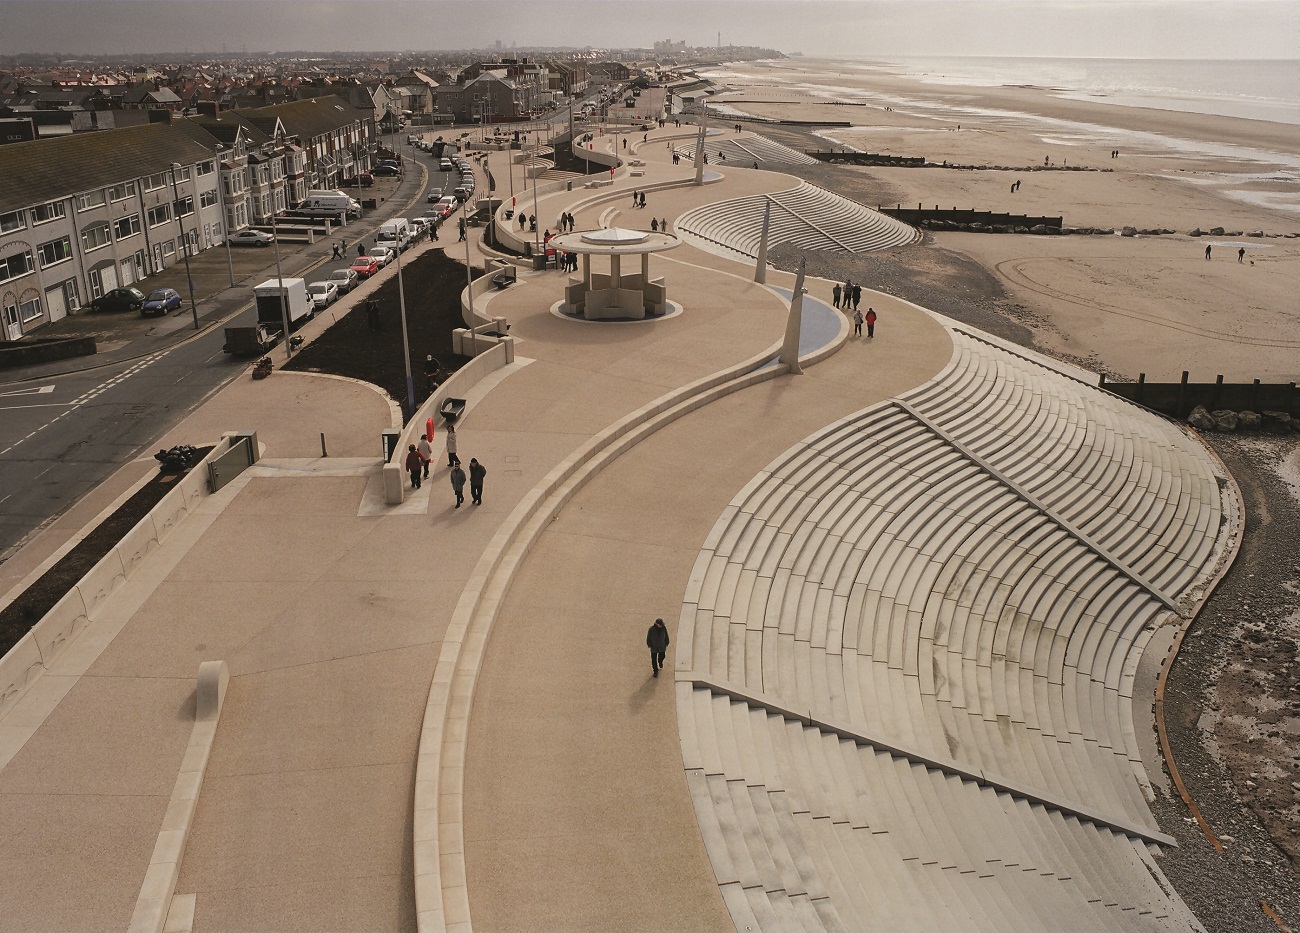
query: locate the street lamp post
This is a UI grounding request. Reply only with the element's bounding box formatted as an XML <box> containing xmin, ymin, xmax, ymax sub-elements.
<box><xmin>269</xmin><ymin>139</ymin><xmax>291</xmax><ymax>359</ymax></box>
<box><xmin>168</xmin><ymin>162</ymin><xmax>200</xmax><ymax>330</ymax></box>
<box><xmin>393</xmin><ymin>236</ymin><xmax>415</xmax><ymax>417</ymax></box>
<box><xmin>214</xmin><ymin>147</ymin><xmax>235</xmax><ymax>288</ymax></box>
<box><xmin>462</xmin><ymin>199</ymin><xmax>476</xmax><ymax>358</ymax></box>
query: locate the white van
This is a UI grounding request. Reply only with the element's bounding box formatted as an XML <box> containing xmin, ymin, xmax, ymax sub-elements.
<box><xmin>376</xmin><ymin>218</ymin><xmax>413</xmax><ymax>251</ymax></box>
<box><xmin>298</xmin><ymin>190</ymin><xmax>360</xmax><ymax>217</ymax></box>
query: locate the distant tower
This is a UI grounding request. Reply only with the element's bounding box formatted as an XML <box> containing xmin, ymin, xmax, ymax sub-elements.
<box><xmin>717</xmin><ymin>31</ymin><xmax>721</xmax><ymax>49</ymax></box>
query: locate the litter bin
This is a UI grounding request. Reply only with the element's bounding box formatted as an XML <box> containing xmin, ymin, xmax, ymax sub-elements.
<box><xmin>532</xmin><ymin>255</ymin><xmax>546</xmax><ymax>271</ymax></box>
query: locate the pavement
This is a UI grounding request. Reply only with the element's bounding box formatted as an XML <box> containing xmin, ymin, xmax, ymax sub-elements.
<box><xmin>0</xmin><ymin>118</ymin><xmax>954</xmax><ymax>932</ymax></box>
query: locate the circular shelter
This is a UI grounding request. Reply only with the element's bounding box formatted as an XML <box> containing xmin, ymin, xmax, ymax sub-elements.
<box><xmin>549</xmin><ymin>227</ymin><xmax>681</xmax><ymax>320</ymax></box>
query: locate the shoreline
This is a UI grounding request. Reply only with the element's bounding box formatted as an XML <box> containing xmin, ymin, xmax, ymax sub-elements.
<box><xmin>711</xmin><ymin>57</ymin><xmax>1300</xmax><ymax>384</ymax></box>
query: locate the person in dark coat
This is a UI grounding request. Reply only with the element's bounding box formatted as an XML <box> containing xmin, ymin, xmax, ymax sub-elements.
<box><xmin>450</xmin><ymin>463</ymin><xmax>466</xmax><ymax>508</ymax></box>
<box><xmin>851</xmin><ymin>284</ymin><xmax>862</xmax><ymax>311</ymax></box>
<box><xmin>469</xmin><ymin>458</ymin><xmax>486</xmax><ymax>505</ymax></box>
<box><xmin>404</xmin><ymin>444</ymin><xmax>423</xmax><ymax>489</ymax></box>
<box><xmin>647</xmin><ymin>618</ymin><xmax>670</xmax><ymax>677</ymax></box>
<box><xmin>832</xmin><ymin>283</ymin><xmax>842</xmax><ymax>308</ymax></box>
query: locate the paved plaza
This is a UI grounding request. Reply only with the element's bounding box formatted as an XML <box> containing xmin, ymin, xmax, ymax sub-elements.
<box><xmin>0</xmin><ymin>120</ymin><xmax>1234</xmax><ymax>932</ymax></box>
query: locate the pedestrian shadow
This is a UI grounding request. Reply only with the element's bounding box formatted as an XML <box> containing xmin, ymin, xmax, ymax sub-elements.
<box><xmin>627</xmin><ymin>670</ymin><xmax>660</xmax><ymax>715</ymax></box>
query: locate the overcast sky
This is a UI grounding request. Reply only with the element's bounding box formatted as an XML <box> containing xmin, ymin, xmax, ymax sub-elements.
<box><xmin>1</xmin><ymin>0</ymin><xmax>1297</xmax><ymax>59</ymax></box>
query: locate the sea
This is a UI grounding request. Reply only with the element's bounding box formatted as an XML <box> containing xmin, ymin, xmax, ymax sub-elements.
<box><xmin>703</xmin><ymin>56</ymin><xmax>1300</xmax><ymax>214</ymax></box>
<box><xmin>851</xmin><ymin>56</ymin><xmax>1300</xmax><ymax>127</ymax></box>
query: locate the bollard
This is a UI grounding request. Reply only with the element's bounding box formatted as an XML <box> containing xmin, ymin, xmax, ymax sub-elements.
<box><xmin>1176</xmin><ymin>371</ymin><xmax>1189</xmax><ymax>418</ymax></box>
<box><xmin>320</xmin><ymin>432</ymin><xmax>328</xmax><ymax>457</ymax></box>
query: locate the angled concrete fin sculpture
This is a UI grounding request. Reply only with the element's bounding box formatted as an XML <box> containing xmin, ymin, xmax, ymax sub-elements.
<box><xmin>754</xmin><ymin>198</ymin><xmax>772</xmax><ymax>284</ymax></box>
<box><xmin>779</xmin><ymin>258</ymin><xmax>806</xmax><ymax>375</ymax></box>
<box><xmin>695</xmin><ymin>104</ymin><xmax>708</xmax><ymax>186</ymax></box>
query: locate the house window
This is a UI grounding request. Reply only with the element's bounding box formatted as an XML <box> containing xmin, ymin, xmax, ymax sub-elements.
<box><xmin>108</xmin><ymin>182</ymin><xmax>136</xmax><ymax>202</ymax></box>
<box><xmin>0</xmin><ymin>210</ymin><xmax>26</xmax><ymax>234</ymax></box>
<box><xmin>0</xmin><ymin>249</ymin><xmax>35</xmax><ymax>283</ymax></box>
<box><xmin>18</xmin><ymin>293</ymin><xmax>42</xmax><ymax>322</ymax></box>
<box><xmin>147</xmin><ymin>204</ymin><xmax>172</xmax><ymax>227</ymax></box>
<box><xmin>200</xmin><ymin>189</ymin><xmax>218</xmax><ymax>208</ymax></box>
<box><xmin>114</xmin><ymin>214</ymin><xmax>141</xmax><ymax>239</ymax></box>
<box><xmin>162</xmin><ymin>240</ymin><xmax>175</xmax><ymax>257</ymax></box>
<box><xmin>174</xmin><ymin>165</ymin><xmax>191</xmax><ymax>182</ymax></box>
<box><xmin>173</xmin><ymin>195</ymin><xmax>194</xmax><ymax>218</ymax></box>
<box><xmin>197</xmin><ymin>159</ymin><xmax>215</xmax><ymax>176</ymax></box>
<box><xmin>30</xmin><ymin>201</ymin><xmax>66</xmax><ymax>225</ymax></box>
<box><xmin>81</xmin><ymin>221</ymin><xmax>111</xmax><ymax>251</ymax></box>
<box><xmin>75</xmin><ymin>189</ymin><xmax>107</xmax><ymax>211</ymax></box>
<box><xmin>37</xmin><ymin>236</ymin><xmax>73</xmax><ymax>269</ymax></box>
<box><xmin>143</xmin><ymin>172</ymin><xmax>168</xmax><ymax>192</ymax></box>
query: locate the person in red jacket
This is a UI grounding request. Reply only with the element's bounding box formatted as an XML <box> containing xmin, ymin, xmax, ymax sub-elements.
<box><xmin>404</xmin><ymin>444</ymin><xmax>423</xmax><ymax>489</ymax></box>
<box><xmin>865</xmin><ymin>307</ymin><xmax>877</xmax><ymax>339</ymax></box>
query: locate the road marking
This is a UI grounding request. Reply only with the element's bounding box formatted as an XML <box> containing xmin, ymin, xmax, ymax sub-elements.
<box><xmin>0</xmin><ymin>402</ymin><xmax>69</xmax><ymax>410</ymax></box>
<box><xmin>0</xmin><ymin>352</ymin><xmax>166</xmax><ymax>457</ymax></box>
<box><xmin>0</xmin><ymin>385</ymin><xmax>55</xmax><ymax>397</ymax></box>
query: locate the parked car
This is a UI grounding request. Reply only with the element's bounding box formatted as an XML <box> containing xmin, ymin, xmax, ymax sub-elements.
<box><xmin>439</xmin><ymin>159</ymin><xmax>454</xmax><ymax>172</ymax></box>
<box><xmin>341</xmin><ymin>173</ymin><xmax>374</xmax><ymax>188</ymax></box>
<box><xmin>436</xmin><ymin>195</ymin><xmax>459</xmax><ymax>215</ymax></box>
<box><xmin>307</xmin><ymin>280</ymin><xmax>339</xmax><ymax>310</ymax></box>
<box><xmin>89</xmin><ymin>286</ymin><xmax>146</xmax><ymax>313</ymax></box>
<box><xmin>367</xmin><ymin>245</ymin><xmax>397</xmax><ymax>267</ymax></box>
<box><xmin>229</xmin><ymin>230</ymin><xmax>275</xmax><ymax>247</ymax></box>
<box><xmin>409</xmin><ymin>217</ymin><xmax>432</xmax><ymax>238</ymax></box>
<box><xmin>141</xmin><ymin>287</ymin><xmax>182</xmax><ymax>316</ymax></box>
<box><xmin>376</xmin><ymin>159</ymin><xmax>402</xmax><ymax>170</ymax></box>
<box><xmin>327</xmin><ymin>267</ymin><xmax>358</xmax><ymax>294</ymax></box>
<box><xmin>372</xmin><ymin>165</ymin><xmax>401</xmax><ymax>177</ymax></box>
<box><xmin>453</xmin><ymin>187</ymin><xmax>470</xmax><ymax>202</ymax></box>
<box><xmin>426</xmin><ymin>188</ymin><xmax>444</xmax><ymax>203</ymax></box>
<box><xmin>350</xmin><ymin>255</ymin><xmax>380</xmax><ymax>278</ymax></box>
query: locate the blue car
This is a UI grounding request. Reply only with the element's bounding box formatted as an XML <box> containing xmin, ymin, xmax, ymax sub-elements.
<box><xmin>141</xmin><ymin>287</ymin><xmax>182</xmax><ymax>316</ymax></box>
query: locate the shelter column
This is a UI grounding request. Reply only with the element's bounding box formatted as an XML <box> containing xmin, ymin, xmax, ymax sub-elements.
<box><xmin>582</xmin><ymin>253</ymin><xmax>591</xmax><ymax>287</ymax></box>
<box><xmin>641</xmin><ymin>253</ymin><xmax>650</xmax><ymax>281</ymax></box>
<box><xmin>610</xmin><ymin>254</ymin><xmax>621</xmax><ymax>289</ymax></box>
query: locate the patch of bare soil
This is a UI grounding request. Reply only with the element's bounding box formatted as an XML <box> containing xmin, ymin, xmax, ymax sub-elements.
<box><xmin>284</xmin><ymin>248</ymin><xmax>482</xmax><ymax>418</ymax></box>
<box><xmin>0</xmin><ymin>452</ymin><xmax>210</xmax><ymax>657</ymax></box>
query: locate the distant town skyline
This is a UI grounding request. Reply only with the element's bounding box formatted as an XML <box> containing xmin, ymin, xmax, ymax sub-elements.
<box><xmin>1</xmin><ymin>0</ymin><xmax>1297</xmax><ymax>59</ymax></box>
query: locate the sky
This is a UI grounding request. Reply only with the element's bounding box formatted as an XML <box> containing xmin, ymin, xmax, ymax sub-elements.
<box><xmin>1</xmin><ymin>0</ymin><xmax>1298</xmax><ymax>59</ymax></box>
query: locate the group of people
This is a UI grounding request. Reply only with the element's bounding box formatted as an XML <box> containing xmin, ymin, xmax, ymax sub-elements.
<box><xmin>404</xmin><ymin>422</ymin><xmax>487</xmax><ymax>508</ymax></box>
<box><xmin>556</xmin><ymin>211</ymin><xmax>576</xmax><ymax>233</ymax></box>
<box><xmin>517</xmin><ymin>212</ymin><xmax>537</xmax><ymax>232</ymax></box>
<box><xmin>832</xmin><ymin>280</ymin><xmax>862</xmax><ymax>311</ymax></box>
<box><xmin>832</xmin><ymin>280</ymin><xmax>878</xmax><ymax>338</ymax></box>
<box><xmin>631</xmin><ymin>190</ymin><xmax>648</xmax><ymax>209</ymax></box>
<box><xmin>650</xmin><ymin>218</ymin><xmax>669</xmax><ymax>233</ymax></box>
<box><xmin>1010</xmin><ymin>179</ymin><xmax>1022</xmax><ymax>193</ymax></box>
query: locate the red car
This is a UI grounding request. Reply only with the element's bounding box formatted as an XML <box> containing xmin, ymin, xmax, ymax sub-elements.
<box><xmin>350</xmin><ymin>255</ymin><xmax>380</xmax><ymax>278</ymax></box>
<box><xmin>341</xmin><ymin>173</ymin><xmax>374</xmax><ymax>188</ymax></box>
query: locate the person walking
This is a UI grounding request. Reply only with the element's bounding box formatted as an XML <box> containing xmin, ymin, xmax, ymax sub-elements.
<box><xmin>865</xmin><ymin>307</ymin><xmax>877</xmax><ymax>338</ymax></box>
<box><xmin>632</xmin><ymin>189</ymin><xmax>639</xmax><ymax>207</ymax></box>
<box><xmin>418</xmin><ymin>433</ymin><xmax>433</xmax><ymax>479</ymax></box>
<box><xmin>1238</xmin><ymin>247</ymin><xmax>1246</xmax><ymax>263</ymax></box>
<box><xmin>469</xmin><ymin>458</ymin><xmax>486</xmax><ymax>505</ymax></box>
<box><xmin>458</xmin><ymin>217</ymin><xmax>466</xmax><ymax>241</ymax></box>
<box><xmin>851</xmin><ymin>284</ymin><xmax>862</xmax><ymax>311</ymax></box>
<box><xmin>833</xmin><ymin>283</ymin><xmax>842</xmax><ymax>308</ymax></box>
<box><xmin>331</xmin><ymin>241</ymin><xmax>342</xmax><ymax>259</ymax></box>
<box><xmin>445</xmin><ymin>423</ymin><xmax>461</xmax><ymax>468</ymax></box>
<box><xmin>647</xmin><ymin>618</ymin><xmax>670</xmax><ymax>677</ymax></box>
<box><xmin>853</xmin><ymin>307</ymin><xmax>863</xmax><ymax>337</ymax></box>
<box><xmin>1205</xmin><ymin>244</ymin><xmax>1212</xmax><ymax>260</ymax></box>
<box><xmin>357</xmin><ymin>241</ymin><xmax>366</xmax><ymax>257</ymax></box>
<box><xmin>404</xmin><ymin>444</ymin><xmax>423</xmax><ymax>489</ymax></box>
<box><xmin>450</xmin><ymin>463</ymin><xmax>467</xmax><ymax>508</ymax></box>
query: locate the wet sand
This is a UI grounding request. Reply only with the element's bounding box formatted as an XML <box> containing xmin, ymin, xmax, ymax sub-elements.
<box><xmin>712</xmin><ymin>58</ymin><xmax>1300</xmax><ymax>382</ymax></box>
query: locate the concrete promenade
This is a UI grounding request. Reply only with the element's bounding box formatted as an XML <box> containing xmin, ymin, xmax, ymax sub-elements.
<box><xmin>0</xmin><ymin>118</ymin><xmax>984</xmax><ymax>931</ymax></box>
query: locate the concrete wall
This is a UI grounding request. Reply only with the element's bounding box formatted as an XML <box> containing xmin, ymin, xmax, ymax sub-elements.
<box><xmin>0</xmin><ymin>437</ymin><xmax>234</xmax><ymax>719</ymax></box>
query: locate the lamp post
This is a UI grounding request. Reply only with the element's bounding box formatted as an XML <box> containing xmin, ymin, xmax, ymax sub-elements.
<box><xmin>269</xmin><ymin>138</ymin><xmax>291</xmax><ymax>358</ymax></box>
<box><xmin>462</xmin><ymin>198</ymin><xmax>476</xmax><ymax>358</ymax></box>
<box><xmin>214</xmin><ymin>147</ymin><xmax>235</xmax><ymax>288</ymax></box>
<box><xmin>168</xmin><ymin>162</ymin><xmax>200</xmax><ymax>330</ymax></box>
<box><xmin>393</xmin><ymin>234</ymin><xmax>415</xmax><ymax>417</ymax></box>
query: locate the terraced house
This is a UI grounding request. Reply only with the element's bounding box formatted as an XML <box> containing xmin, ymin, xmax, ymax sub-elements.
<box><xmin>0</xmin><ymin>96</ymin><xmax>372</xmax><ymax>339</ymax></box>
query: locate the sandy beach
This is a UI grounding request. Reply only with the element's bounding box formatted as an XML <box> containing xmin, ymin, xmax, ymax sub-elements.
<box><xmin>708</xmin><ymin>58</ymin><xmax>1300</xmax><ymax>383</ymax></box>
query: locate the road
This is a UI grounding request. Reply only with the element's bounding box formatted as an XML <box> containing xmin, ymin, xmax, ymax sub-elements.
<box><xmin>0</xmin><ymin>154</ymin><xmax>434</xmax><ymax>562</ymax></box>
<box><xmin>0</xmin><ymin>106</ymin><xmax>612</xmax><ymax>562</ymax></box>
